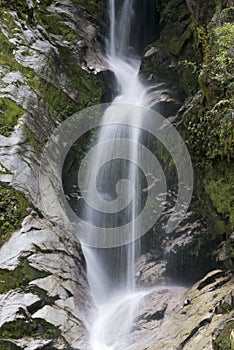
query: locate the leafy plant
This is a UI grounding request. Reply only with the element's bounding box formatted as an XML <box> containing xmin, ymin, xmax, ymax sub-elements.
<box><xmin>0</xmin><ymin>184</ymin><xmax>29</xmax><ymax>245</ymax></box>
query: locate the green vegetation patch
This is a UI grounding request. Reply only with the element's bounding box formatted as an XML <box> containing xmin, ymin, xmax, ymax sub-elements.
<box><xmin>0</xmin><ymin>317</ymin><xmax>59</xmax><ymax>340</ymax></box>
<box><xmin>0</xmin><ymin>341</ymin><xmax>21</xmax><ymax>350</ymax></box>
<box><xmin>0</xmin><ymin>98</ymin><xmax>25</xmax><ymax>136</ymax></box>
<box><xmin>213</xmin><ymin>320</ymin><xmax>234</xmax><ymax>350</ymax></box>
<box><xmin>0</xmin><ymin>184</ymin><xmax>30</xmax><ymax>246</ymax></box>
<box><xmin>72</xmin><ymin>0</ymin><xmax>106</xmax><ymax>20</ymax></box>
<box><xmin>0</xmin><ymin>0</ymin><xmax>30</xmax><ymax>19</ymax></box>
<box><xmin>168</xmin><ymin>23</ymin><xmax>193</xmax><ymax>56</ymax></box>
<box><xmin>184</xmin><ymin>96</ymin><xmax>234</xmax><ymax>162</ymax></box>
<box><xmin>0</xmin><ymin>258</ymin><xmax>48</xmax><ymax>294</ymax></box>
<box><xmin>160</xmin><ymin>0</ymin><xmax>189</xmax><ymax>24</ymax></box>
<box><xmin>58</xmin><ymin>46</ymin><xmax>103</xmax><ymax>109</ymax></box>
<box><xmin>35</xmin><ymin>10</ymin><xmax>79</xmax><ymax>43</ymax></box>
<box><xmin>211</xmin><ymin>22</ymin><xmax>234</xmax><ymax>84</ymax></box>
<box><xmin>204</xmin><ymin>164</ymin><xmax>234</xmax><ymax>227</ymax></box>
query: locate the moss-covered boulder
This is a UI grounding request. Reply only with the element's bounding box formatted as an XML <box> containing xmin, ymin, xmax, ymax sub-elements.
<box><xmin>141</xmin><ymin>0</ymin><xmax>234</xmax><ymax>276</ymax></box>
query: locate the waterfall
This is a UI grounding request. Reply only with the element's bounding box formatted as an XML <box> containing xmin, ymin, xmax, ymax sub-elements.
<box><xmin>81</xmin><ymin>0</ymin><xmax>147</xmax><ymax>348</ymax></box>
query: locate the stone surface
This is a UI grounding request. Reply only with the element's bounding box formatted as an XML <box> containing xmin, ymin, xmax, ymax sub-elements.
<box><xmin>0</xmin><ymin>0</ymin><xmax>233</xmax><ymax>349</ymax></box>
<box><xmin>0</xmin><ymin>290</ymin><xmax>40</xmax><ymax>327</ymax></box>
<box><xmin>0</xmin><ymin>1</ymin><xmax>104</xmax><ymax>347</ymax></box>
<box><xmin>134</xmin><ymin>270</ymin><xmax>234</xmax><ymax>350</ymax></box>
<box><xmin>0</xmin><ymin>215</ymin><xmax>91</xmax><ymax>348</ymax></box>
<box><xmin>5</xmin><ymin>338</ymin><xmax>52</xmax><ymax>350</ymax></box>
<box><xmin>135</xmin><ymin>251</ymin><xmax>168</xmax><ymax>287</ymax></box>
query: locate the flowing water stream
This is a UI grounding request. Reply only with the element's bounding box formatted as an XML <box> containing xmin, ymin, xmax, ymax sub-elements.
<box><xmin>82</xmin><ymin>1</ymin><xmax>150</xmax><ymax>348</ymax></box>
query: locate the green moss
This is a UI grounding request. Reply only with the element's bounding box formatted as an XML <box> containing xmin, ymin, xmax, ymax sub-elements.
<box><xmin>0</xmin><ymin>258</ymin><xmax>48</xmax><ymax>294</ymax></box>
<box><xmin>219</xmin><ymin>7</ymin><xmax>234</xmax><ymax>24</ymax></box>
<box><xmin>205</xmin><ymin>169</ymin><xmax>234</xmax><ymax>227</ymax></box>
<box><xmin>21</xmin><ymin>123</ymin><xmax>40</xmax><ymax>156</ymax></box>
<box><xmin>211</xmin><ymin>23</ymin><xmax>234</xmax><ymax>82</ymax></box>
<box><xmin>38</xmin><ymin>81</ymin><xmax>77</xmax><ymax>118</ymax></box>
<box><xmin>218</xmin><ymin>302</ymin><xmax>232</xmax><ymax>314</ymax></box>
<box><xmin>198</xmin><ymin>20</ymin><xmax>234</xmax><ymax>107</ymax></box>
<box><xmin>160</xmin><ymin>0</ymin><xmax>189</xmax><ymax>25</ymax></box>
<box><xmin>168</xmin><ymin>25</ymin><xmax>193</xmax><ymax>56</ymax></box>
<box><xmin>0</xmin><ymin>98</ymin><xmax>25</xmax><ymax>136</ymax></box>
<box><xmin>0</xmin><ymin>184</ymin><xmax>30</xmax><ymax>246</ymax></box>
<box><xmin>213</xmin><ymin>321</ymin><xmax>234</xmax><ymax>350</ymax></box>
<box><xmin>72</xmin><ymin>0</ymin><xmax>106</xmax><ymax>20</ymax></box>
<box><xmin>0</xmin><ymin>19</ymin><xmax>24</xmax><ymax>71</ymax></box>
<box><xmin>0</xmin><ymin>0</ymin><xmax>30</xmax><ymax>19</ymax></box>
<box><xmin>183</xmin><ymin>95</ymin><xmax>234</xmax><ymax>162</ymax></box>
<box><xmin>0</xmin><ymin>341</ymin><xmax>21</xmax><ymax>350</ymax></box>
<box><xmin>0</xmin><ymin>163</ymin><xmax>10</xmax><ymax>175</ymax></box>
<box><xmin>36</xmin><ymin>11</ymin><xmax>79</xmax><ymax>43</ymax></box>
<box><xmin>0</xmin><ymin>317</ymin><xmax>59</xmax><ymax>340</ymax></box>
<box><xmin>58</xmin><ymin>46</ymin><xmax>103</xmax><ymax>109</ymax></box>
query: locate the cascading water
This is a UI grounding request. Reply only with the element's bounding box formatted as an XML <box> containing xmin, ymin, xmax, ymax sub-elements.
<box><xmin>81</xmin><ymin>1</ymin><xmax>148</xmax><ymax>349</ymax></box>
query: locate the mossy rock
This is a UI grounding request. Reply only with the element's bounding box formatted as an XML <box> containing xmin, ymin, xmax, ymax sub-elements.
<box><xmin>0</xmin><ymin>258</ymin><xmax>48</xmax><ymax>294</ymax></box>
<box><xmin>183</xmin><ymin>94</ymin><xmax>234</xmax><ymax>162</ymax></box>
<box><xmin>58</xmin><ymin>46</ymin><xmax>103</xmax><ymax>109</ymax></box>
<box><xmin>0</xmin><ymin>341</ymin><xmax>21</xmax><ymax>350</ymax></box>
<box><xmin>212</xmin><ymin>320</ymin><xmax>234</xmax><ymax>350</ymax></box>
<box><xmin>168</xmin><ymin>24</ymin><xmax>193</xmax><ymax>56</ymax></box>
<box><xmin>204</xmin><ymin>166</ymin><xmax>234</xmax><ymax>227</ymax></box>
<box><xmin>0</xmin><ymin>184</ymin><xmax>30</xmax><ymax>246</ymax></box>
<box><xmin>160</xmin><ymin>0</ymin><xmax>190</xmax><ymax>26</ymax></box>
<box><xmin>0</xmin><ymin>317</ymin><xmax>59</xmax><ymax>340</ymax></box>
<box><xmin>0</xmin><ymin>98</ymin><xmax>25</xmax><ymax>137</ymax></box>
<box><xmin>72</xmin><ymin>0</ymin><xmax>106</xmax><ymax>22</ymax></box>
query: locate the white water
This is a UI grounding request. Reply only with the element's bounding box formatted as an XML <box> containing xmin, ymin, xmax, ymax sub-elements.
<box><xmin>82</xmin><ymin>0</ymin><xmax>147</xmax><ymax>348</ymax></box>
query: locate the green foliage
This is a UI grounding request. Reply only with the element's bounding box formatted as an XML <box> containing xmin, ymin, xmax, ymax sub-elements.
<box><xmin>184</xmin><ymin>97</ymin><xmax>234</xmax><ymax>162</ymax></box>
<box><xmin>0</xmin><ymin>317</ymin><xmax>59</xmax><ymax>340</ymax></box>
<box><xmin>160</xmin><ymin>0</ymin><xmax>189</xmax><ymax>25</ymax></box>
<box><xmin>0</xmin><ymin>98</ymin><xmax>25</xmax><ymax>136</ymax></box>
<box><xmin>72</xmin><ymin>0</ymin><xmax>106</xmax><ymax>20</ymax></box>
<box><xmin>58</xmin><ymin>46</ymin><xmax>103</xmax><ymax>109</ymax></box>
<box><xmin>21</xmin><ymin>124</ymin><xmax>40</xmax><ymax>155</ymax></box>
<box><xmin>0</xmin><ymin>259</ymin><xmax>48</xmax><ymax>294</ymax></box>
<box><xmin>0</xmin><ymin>184</ymin><xmax>29</xmax><ymax>245</ymax></box>
<box><xmin>212</xmin><ymin>321</ymin><xmax>234</xmax><ymax>350</ymax></box>
<box><xmin>0</xmin><ymin>30</ymin><xmax>16</xmax><ymax>67</ymax></box>
<box><xmin>29</xmin><ymin>74</ymin><xmax>78</xmax><ymax>120</ymax></box>
<box><xmin>0</xmin><ymin>163</ymin><xmax>10</xmax><ymax>175</ymax></box>
<box><xmin>205</xmin><ymin>166</ymin><xmax>234</xmax><ymax>227</ymax></box>
<box><xmin>0</xmin><ymin>0</ymin><xmax>30</xmax><ymax>18</ymax></box>
<box><xmin>168</xmin><ymin>25</ymin><xmax>193</xmax><ymax>56</ymax></box>
<box><xmin>0</xmin><ymin>341</ymin><xmax>21</xmax><ymax>350</ymax></box>
<box><xmin>210</xmin><ymin>23</ymin><xmax>234</xmax><ymax>83</ymax></box>
<box><xmin>35</xmin><ymin>7</ymin><xmax>79</xmax><ymax>43</ymax></box>
<box><xmin>195</xmin><ymin>25</ymin><xmax>209</xmax><ymax>55</ymax></box>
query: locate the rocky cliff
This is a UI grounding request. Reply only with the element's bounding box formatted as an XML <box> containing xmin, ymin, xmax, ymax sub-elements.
<box><xmin>0</xmin><ymin>0</ymin><xmax>233</xmax><ymax>349</ymax></box>
<box><xmin>141</xmin><ymin>0</ymin><xmax>234</xmax><ymax>280</ymax></box>
<box><xmin>0</xmin><ymin>1</ymin><xmax>105</xmax><ymax>348</ymax></box>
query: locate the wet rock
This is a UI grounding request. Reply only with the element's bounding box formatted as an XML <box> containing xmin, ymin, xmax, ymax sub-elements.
<box><xmin>186</xmin><ymin>0</ymin><xmax>216</xmax><ymax>24</ymax></box>
<box><xmin>0</xmin><ymin>1</ymin><xmax>105</xmax><ymax>346</ymax></box>
<box><xmin>4</xmin><ymin>338</ymin><xmax>52</xmax><ymax>350</ymax></box>
<box><xmin>0</xmin><ymin>290</ymin><xmax>40</xmax><ymax>327</ymax></box>
<box><xmin>0</xmin><ymin>214</ymin><xmax>91</xmax><ymax>348</ymax></box>
<box><xmin>212</xmin><ymin>318</ymin><xmax>234</xmax><ymax>350</ymax></box>
<box><xmin>134</xmin><ymin>270</ymin><xmax>233</xmax><ymax>350</ymax></box>
<box><xmin>144</xmin><ymin>82</ymin><xmax>181</xmax><ymax>117</ymax></box>
<box><xmin>135</xmin><ymin>251</ymin><xmax>168</xmax><ymax>287</ymax></box>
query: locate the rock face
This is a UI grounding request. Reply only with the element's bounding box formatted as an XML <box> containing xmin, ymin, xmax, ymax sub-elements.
<box><xmin>133</xmin><ymin>270</ymin><xmax>234</xmax><ymax>350</ymax></box>
<box><xmin>135</xmin><ymin>250</ymin><xmax>168</xmax><ymax>287</ymax></box>
<box><xmin>0</xmin><ymin>0</ymin><xmax>105</xmax><ymax>348</ymax></box>
<box><xmin>0</xmin><ymin>214</ymin><xmax>92</xmax><ymax>349</ymax></box>
<box><xmin>0</xmin><ymin>0</ymin><xmax>233</xmax><ymax>349</ymax></box>
<box><xmin>141</xmin><ymin>0</ymin><xmax>234</xmax><ymax>281</ymax></box>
